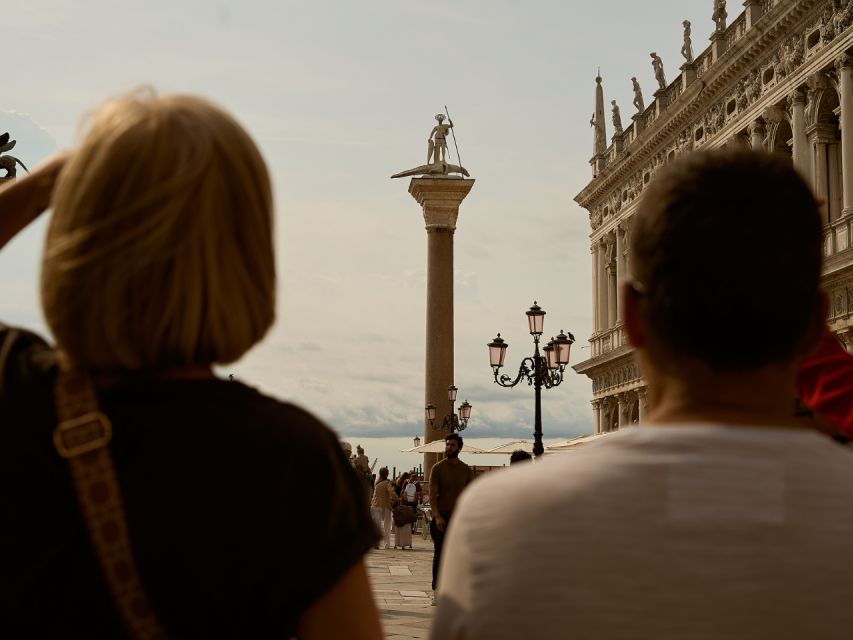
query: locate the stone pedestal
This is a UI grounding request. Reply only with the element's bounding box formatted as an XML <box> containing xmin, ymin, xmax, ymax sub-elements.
<box><xmin>408</xmin><ymin>177</ymin><xmax>475</xmax><ymax>480</ymax></box>
<box><xmin>743</xmin><ymin>0</ymin><xmax>763</xmax><ymax>29</ymax></box>
<box><xmin>632</xmin><ymin>113</ymin><xmax>645</xmax><ymax>135</ymax></box>
<box><xmin>612</xmin><ymin>132</ymin><xmax>624</xmax><ymax>153</ymax></box>
<box><xmin>711</xmin><ymin>31</ymin><xmax>727</xmax><ymax>63</ymax></box>
<box><xmin>653</xmin><ymin>89</ymin><xmax>668</xmax><ymax>119</ymax></box>
<box><xmin>680</xmin><ymin>63</ymin><xmax>696</xmax><ymax>92</ymax></box>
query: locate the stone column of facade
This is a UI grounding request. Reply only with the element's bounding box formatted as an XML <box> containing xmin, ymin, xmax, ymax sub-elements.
<box><xmin>592</xmin><ymin>399</ymin><xmax>602</xmax><ymax>435</ymax></box>
<box><xmin>605</xmin><ymin>233</ymin><xmax>617</xmax><ymax>328</ymax></box>
<box><xmin>591</xmin><ymin>244</ymin><xmax>600</xmax><ymax>332</ymax></box>
<box><xmin>810</xmin><ymin>125</ymin><xmax>833</xmax><ymax>225</ymax></box>
<box><xmin>616</xmin><ymin>393</ymin><xmax>625</xmax><ymax>430</ymax></box>
<box><xmin>791</xmin><ymin>89</ymin><xmax>812</xmax><ymax>182</ymax></box>
<box><xmin>750</xmin><ymin>120</ymin><xmax>765</xmax><ymax>151</ymax></box>
<box><xmin>408</xmin><ymin>178</ymin><xmax>475</xmax><ymax>480</ymax></box>
<box><xmin>598</xmin><ymin>238</ymin><xmax>609</xmax><ymax>330</ymax></box>
<box><xmin>615</xmin><ymin>226</ymin><xmax>625</xmax><ymax>323</ymax></box>
<box><xmin>838</xmin><ymin>54</ymin><xmax>853</xmax><ymax>217</ymax></box>
<box><xmin>637</xmin><ymin>387</ymin><xmax>647</xmax><ymax>423</ymax></box>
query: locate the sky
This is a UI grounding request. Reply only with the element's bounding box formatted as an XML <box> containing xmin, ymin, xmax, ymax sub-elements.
<box><xmin>1</xmin><ymin>0</ymin><xmax>716</xmax><ymax>446</ymax></box>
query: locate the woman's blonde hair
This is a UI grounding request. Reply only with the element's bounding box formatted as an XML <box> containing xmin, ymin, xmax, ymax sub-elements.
<box><xmin>41</xmin><ymin>91</ymin><xmax>275</xmax><ymax>371</ymax></box>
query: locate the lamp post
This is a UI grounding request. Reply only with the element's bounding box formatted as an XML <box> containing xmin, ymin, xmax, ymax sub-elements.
<box><xmin>413</xmin><ymin>435</ymin><xmax>421</xmax><ymax>448</ymax></box>
<box><xmin>425</xmin><ymin>384</ymin><xmax>473</xmax><ymax>434</ymax></box>
<box><xmin>488</xmin><ymin>302</ymin><xmax>574</xmax><ymax>458</ymax></box>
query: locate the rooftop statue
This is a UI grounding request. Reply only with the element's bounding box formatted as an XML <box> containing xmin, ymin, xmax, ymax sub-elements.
<box><xmin>611</xmin><ymin>100</ymin><xmax>623</xmax><ymax>135</ymax></box>
<box><xmin>681</xmin><ymin>20</ymin><xmax>694</xmax><ymax>64</ymax></box>
<box><xmin>391</xmin><ymin>112</ymin><xmax>469</xmax><ymax>179</ymax></box>
<box><xmin>631</xmin><ymin>77</ymin><xmax>645</xmax><ymax>112</ymax></box>
<box><xmin>713</xmin><ymin>0</ymin><xmax>727</xmax><ymax>32</ymax></box>
<box><xmin>0</xmin><ymin>132</ymin><xmax>29</xmax><ymax>179</ymax></box>
<box><xmin>651</xmin><ymin>52</ymin><xmax>667</xmax><ymax>91</ymax></box>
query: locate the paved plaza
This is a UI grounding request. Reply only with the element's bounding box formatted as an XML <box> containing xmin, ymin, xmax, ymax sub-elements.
<box><xmin>367</xmin><ymin>530</ymin><xmax>436</xmax><ymax>639</ymax></box>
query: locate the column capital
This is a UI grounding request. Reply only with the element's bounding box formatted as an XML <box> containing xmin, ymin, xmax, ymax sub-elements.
<box><xmin>408</xmin><ymin>178</ymin><xmax>475</xmax><ymax>230</ymax></box>
<box><xmin>837</xmin><ymin>52</ymin><xmax>853</xmax><ymax>71</ymax></box>
<box><xmin>789</xmin><ymin>88</ymin><xmax>807</xmax><ymax>107</ymax></box>
<box><xmin>637</xmin><ymin>386</ymin><xmax>647</xmax><ymax>399</ymax></box>
<box><xmin>749</xmin><ymin>119</ymin><xmax>766</xmax><ymax>137</ymax></box>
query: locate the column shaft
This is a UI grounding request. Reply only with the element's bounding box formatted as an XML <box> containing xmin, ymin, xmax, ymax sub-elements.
<box><xmin>591</xmin><ymin>245</ymin><xmax>599</xmax><ymax>332</ymax></box>
<box><xmin>638</xmin><ymin>388</ymin><xmax>647</xmax><ymax>423</ymax></box>
<box><xmin>592</xmin><ymin>401</ymin><xmax>601</xmax><ymax>435</ymax></box>
<box><xmin>839</xmin><ymin>56</ymin><xmax>853</xmax><ymax>216</ymax></box>
<box><xmin>607</xmin><ymin>266</ymin><xmax>617</xmax><ymax>328</ymax></box>
<box><xmin>597</xmin><ymin>240</ymin><xmax>608</xmax><ymax>330</ymax></box>
<box><xmin>815</xmin><ymin>140</ymin><xmax>829</xmax><ymax>226</ymax></box>
<box><xmin>791</xmin><ymin>92</ymin><xmax>812</xmax><ymax>183</ymax></box>
<box><xmin>615</xmin><ymin>228</ymin><xmax>624</xmax><ymax>322</ymax></box>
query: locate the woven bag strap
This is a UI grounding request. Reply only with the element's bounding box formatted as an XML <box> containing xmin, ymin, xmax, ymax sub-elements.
<box><xmin>53</xmin><ymin>364</ymin><xmax>168</xmax><ymax>639</ymax></box>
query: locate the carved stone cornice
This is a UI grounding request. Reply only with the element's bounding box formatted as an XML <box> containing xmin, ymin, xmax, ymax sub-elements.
<box><xmin>575</xmin><ymin>0</ymin><xmax>824</xmax><ymax>211</ymax></box>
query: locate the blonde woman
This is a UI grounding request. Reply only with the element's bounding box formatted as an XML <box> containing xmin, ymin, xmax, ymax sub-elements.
<box><xmin>0</xmin><ymin>92</ymin><xmax>381</xmax><ymax>638</ymax></box>
<box><xmin>370</xmin><ymin>467</ymin><xmax>398</xmax><ymax>549</ymax></box>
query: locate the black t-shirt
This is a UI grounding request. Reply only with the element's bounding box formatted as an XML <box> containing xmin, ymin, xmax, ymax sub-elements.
<box><xmin>0</xmin><ymin>324</ymin><xmax>379</xmax><ymax>638</ymax></box>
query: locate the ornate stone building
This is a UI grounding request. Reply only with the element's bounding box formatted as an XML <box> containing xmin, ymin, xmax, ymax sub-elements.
<box><xmin>573</xmin><ymin>0</ymin><xmax>853</xmax><ymax>434</ymax></box>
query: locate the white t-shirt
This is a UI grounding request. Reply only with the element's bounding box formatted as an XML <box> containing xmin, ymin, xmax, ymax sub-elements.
<box><xmin>430</xmin><ymin>424</ymin><xmax>853</xmax><ymax>640</ymax></box>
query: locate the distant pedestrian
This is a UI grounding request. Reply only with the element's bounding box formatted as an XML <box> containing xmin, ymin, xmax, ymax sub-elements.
<box><xmin>428</xmin><ymin>433</ymin><xmax>474</xmax><ymax>604</ymax></box>
<box><xmin>401</xmin><ymin>472</ymin><xmax>422</xmax><ymax>530</ymax></box>
<box><xmin>431</xmin><ymin>150</ymin><xmax>853</xmax><ymax>639</ymax></box>
<box><xmin>509</xmin><ymin>449</ymin><xmax>532</xmax><ymax>465</ymax></box>
<box><xmin>371</xmin><ymin>467</ymin><xmax>398</xmax><ymax>550</ymax></box>
<box><xmin>354</xmin><ymin>444</ymin><xmax>372</xmax><ymax>502</ymax></box>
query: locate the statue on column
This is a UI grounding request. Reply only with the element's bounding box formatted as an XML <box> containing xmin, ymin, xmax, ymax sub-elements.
<box><xmin>611</xmin><ymin>100</ymin><xmax>623</xmax><ymax>135</ymax></box>
<box><xmin>651</xmin><ymin>52</ymin><xmax>667</xmax><ymax>91</ymax></box>
<box><xmin>427</xmin><ymin>114</ymin><xmax>453</xmax><ymax>164</ymax></box>
<box><xmin>681</xmin><ymin>21</ymin><xmax>694</xmax><ymax>64</ymax></box>
<box><xmin>631</xmin><ymin>77</ymin><xmax>645</xmax><ymax>112</ymax></box>
<box><xmin>391</xmin><ymin>113</ymin><xmax>469</xmax><ymax>179</ymax></box>
<box><xmin>713</xmin><ymin>0</ymin><xmax>728</xmax><ymax>32</ymax></box>
<box><xmin>0</xmin><ymin>133</ymin><xmax>29</xmax><ymax>179</ymax></box>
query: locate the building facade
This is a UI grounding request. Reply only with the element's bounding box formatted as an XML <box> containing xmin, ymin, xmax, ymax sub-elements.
<box><xmin>573</xmin><ymin>0</ymin><xmax>853</xmax><ymax>434</ymax></box>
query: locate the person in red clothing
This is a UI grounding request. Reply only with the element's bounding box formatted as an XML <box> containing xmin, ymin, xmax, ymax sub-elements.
<box><xmin>796</xmin><ymin>328</ymin><xmax>853</xmax><ymax>438</ymax></box>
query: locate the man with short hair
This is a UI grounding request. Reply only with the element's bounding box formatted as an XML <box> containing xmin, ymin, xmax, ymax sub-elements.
<box><xmin>428</xmin><ymin>433</ymin><xmax>473</xmax><ymax>604</ymax></box>
<box><xmin>431</xmin><ymin>151</ymin><xmax>853</xmax><ymax>639</ymax></box>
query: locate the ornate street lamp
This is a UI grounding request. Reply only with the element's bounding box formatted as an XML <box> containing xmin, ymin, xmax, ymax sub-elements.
<box><xmin>488</xmin><ymin>301</ymin><xmax>575</xmax><ymax>458</ymax></box>
<box><xmin>425</xmin><ymin>384</ymin><xmax>473</xmax><ymax>433</ymax></box>
<box><xmin>413</xmin><ymin>435</ymin><xmax>422</xmax><ymax>448</ymax></box>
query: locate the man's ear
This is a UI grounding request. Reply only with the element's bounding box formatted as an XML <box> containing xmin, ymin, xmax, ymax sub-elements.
<box><xmin>622</xmin><ymin>281</ymin><xmax>646</xmax><ymax>348</ymax></box>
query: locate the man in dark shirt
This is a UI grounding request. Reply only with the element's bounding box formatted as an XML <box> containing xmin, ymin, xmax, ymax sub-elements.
<box><xmin>428</xmin><ymin>433</ymin><xmax>474</xmax><ymax>602</ymax></box>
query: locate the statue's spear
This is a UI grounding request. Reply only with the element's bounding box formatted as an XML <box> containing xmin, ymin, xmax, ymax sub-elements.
<box><xmin>444</xmin><ymin>105</ymin><xmax>463</xmax><ymax>169</ymax></box>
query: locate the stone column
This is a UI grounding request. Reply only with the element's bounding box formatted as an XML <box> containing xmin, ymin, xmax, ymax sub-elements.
<box><xmin>750</xmin><ymin>120</ymin><xmax>766</xmax><ymax>151</ymax></box>
<box><xmin>637</xmin><ymin>387</ymin><xmax>647</xmax><ymax>423</ymax></box>
<box><xmin>408</xmin><ymin>177</ymin><xmax>475</xmax><ymax>480</ymax></box>
<box><xmin>615</xmin><ymin>226</ymin><xmax>625</xmax><ymax>323</ymax></box>
<box><xmin>592</xmin><ymin>399</ymin><xmax>602</xmax><ymax>435</ymax></box>
<box><xmin>791</xmin><ymin>89</ymin><xmax>812</xmax><ymax>182</ymax></box>
<box><xmin>838</xmin><ymin>54</ymin><xmax>853</xmax><ymax>217</ymax></box>
<box><xmin>598</xmin><ymin>238</ymin><xmax>608</xmax><ymax>330</ymax></box>
<box><xmin>591</xmin><ymin>244</ymin><xmax>600</xmax><ymax>332</ymax></box>
<box><xmin>605</xmin><ymin>233</ymin><xmax>617</xmax><ymax>328</ymax></box>
<box><xmin>616</xmin><ymin>393</ymin><xmax>625</xmax><ymax>430</ymax></box>
<box><xmin>606</xmin><ymin>263</ymin><xmax>617</xmax><ymax>328</ymax></box>
<box><xmin>810</xmin><ymin>125</ymin><xmax>833</xmax><ymax>226</ymax></box>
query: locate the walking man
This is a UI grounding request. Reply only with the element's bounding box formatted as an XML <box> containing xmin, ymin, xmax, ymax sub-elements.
<box><xmin>431</xmin><ymin>150</ymin><xmax>853</xmax><ymax>639</ymax></box>
<box><xmin>428</xmin><ymin>433</ymin><xmax>473</xmax><ymax>604</ymax></box>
